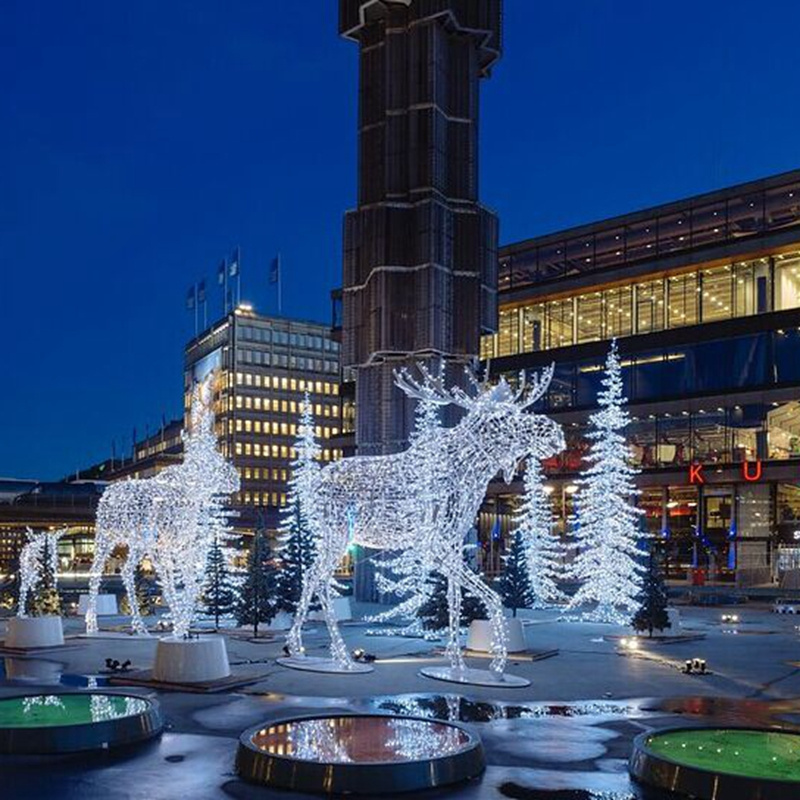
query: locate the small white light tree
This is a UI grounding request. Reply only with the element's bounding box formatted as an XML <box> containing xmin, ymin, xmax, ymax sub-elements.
<box><xmin>567</xmin><ymin>340</ymin><xmax>645</xmax><ymax>624</ymax></box>
<box><xmin>513</xmin><ymin>459</ymin><xmax>565</xmax><ymax>608</ymax></box>
<box><xmin>274</xmin><ymin>393</ymin><xmax>340</xmax><ymax>613</ymax></box>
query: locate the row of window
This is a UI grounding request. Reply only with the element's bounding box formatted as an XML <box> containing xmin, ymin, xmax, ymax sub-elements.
<box><xmin>238</xmin><ymin>491</ymin><xmax>288</xmax><ymax>507</ymax></box>
<box><xmin>499</xmin><ymin>180</ymin><xmax>800</xmax><ymax>289</ymax></box>
<box><xmin>544</xmin><ymin>400</ymin><xmax>800</xmax><ymax>474</ymax></box>
<box><xmin>234</xmin><ymin>419</ymin><xmax>340</xmax><ymax>438</ymax></box>
<box><xmin>234</xmin><ymin>372</ymin><xmax>339</xmax><ymax>396</ymax></box>
<box><xmin>241</xmin><ymin>467</ymin><xmax>288</xmax><ymax>482</ymax></box>
<box><xmin>237</xmin><ymin>348</ymin><xmax>338</xmax><ymax>373</ymax></box>
<box><xmin>517</xmin><ymin>329</ymin><xmax>800</xmax><ymax>412</ymax></box>
<box><xmin>232</xmin><ymin>442</ymin><xmax>342</xmax><ymax>461</ymax></box>
<box><xmin>233</xmin><ymin>395</ymin><xmax>340</xmax><ymax>417</ymax></box>
<box><xmin>237</xmin><ymin>325</ymin><xmax>339</xmax><ymax>353</ymax></box>
<box><xmin>483</xmin><ymin>253</ymin><xmax>800</xmax><ymax>358</ymax></box>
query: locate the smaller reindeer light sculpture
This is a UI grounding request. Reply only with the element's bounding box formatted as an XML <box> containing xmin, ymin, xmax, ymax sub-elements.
<box><xmin>85</xmin><ymin>375</ymin><xmax>239</xmax><ymax>637</ymax></box>
<box><xmin>284</xmin><ymin>362</ymin><xmax>564</xmax><ymax>683</ymax></box>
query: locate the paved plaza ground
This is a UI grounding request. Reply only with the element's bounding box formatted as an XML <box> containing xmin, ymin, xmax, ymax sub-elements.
<box><xmin>2</xmin><ymin>603</ymin><xmax>800</xmax><ymax>798</ymax></box>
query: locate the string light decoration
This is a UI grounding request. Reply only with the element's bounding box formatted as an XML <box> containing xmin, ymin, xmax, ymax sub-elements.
<box><xmin>366</xmin><ymin>391</ymin><xmax>443</xmax><ymax>637</ymax></box>
<box><xmin>17</xmin><ymin>527</ymin><xmax>65</xmax><ymax>617</ymax></box>
<box><xmin>285</xmin><ymin>362</ymin><xmax>564</xmax><ymax>678</ymax></box>
<box><xmin>85</xmin><ymin>375</ymin><xmax>239</xmax><ymax>637</ymax></box>
<box><xmin>513</xmin><ymin>460</ymin><xmax>566</xmax><ymax>609</ymax></box>
<box><xmin>566</xmin><ymin>340</ymin><xmax>646</xmax><ymax>624</ymax></box>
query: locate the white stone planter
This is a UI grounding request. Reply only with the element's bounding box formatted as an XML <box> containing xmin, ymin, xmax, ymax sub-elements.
<box><xmin>5</xmin><ymin>616</ymin><xmax>65</xmax><ymax>649</ymax></box>
<box><xmin>467</xmin><ymin>618</ymin><xmax>526</xmax><ymax>653</ymax></box>
<box><xmin>152</xmin><ymin>635</ymin><xmax>230</xmax><ymax>683</ymax></box>
<box><xmin>77</xmin><ymin>593</ymin><xmax>119</xmax><ymax>616</ymax></box>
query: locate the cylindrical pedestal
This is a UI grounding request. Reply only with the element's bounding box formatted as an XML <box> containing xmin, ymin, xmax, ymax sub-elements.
<box><xmin>467</xmin><ymin>619</ymin><xmax>526</xmax><ymax>653</ymax></box>
<box><xmin>152</xmin><ymin>636</ymin><xmax>230</xmax><ymax>683</ymax></box>
<box><xmin>5</xmin><ymin>616</ymin><xmax>65</xmax><ymax>649</ymax></box>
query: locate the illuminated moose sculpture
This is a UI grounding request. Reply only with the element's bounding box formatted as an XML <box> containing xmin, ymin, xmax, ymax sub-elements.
<box><xmin>85</xmin><ymin>377</ymin><xmax>239</xmax><ymax>637</ymax></box>
<box><xmin>286</xmin><ymin>363</ymin><xmax>565</xmax><ymax>681</ymax></box>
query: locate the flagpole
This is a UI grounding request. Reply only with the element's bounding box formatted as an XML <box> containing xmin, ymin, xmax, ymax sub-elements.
<box><xmin>278</xmin><ymin>252</ymin><xmax>283</xmax><ymax>315</ymax></box>
<box><xmin>194</xmin><ymin>284</ymin><xmax>198</xmax><ymax>336</ymax></box>
<box><xmin>236</xmin><ymin>245</ymin><xmax>242</xmax><ymax>306</ymax></box>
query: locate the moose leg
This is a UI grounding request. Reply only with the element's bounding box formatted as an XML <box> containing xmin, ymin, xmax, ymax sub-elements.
<box><xmin>445</xmin><ymin>574</ymin><xmax>465</xmax><ymax>672</ymax></box>
<box><xmin>459</xmin><ymin>564</ymin><xmax>509</xmax><ymax>675</ymax></box>
<box><xmin>120</xmin><ymin>544</ymin><xmax>148</xmax><ymax>636</ymax></box>
<box><xmin>86</xmin><ymin>534</ymin><xmax>114</xmax><ymax>635</ymax></box>
<box><xmin>286</xmin><ymin>558</ymin><xmax>321</xmax><ymax>658</ymax></box>
<box><xmin>319</xmin><ymin>564</ymin><xmax>352</xmax><ymax>669</ymax></box>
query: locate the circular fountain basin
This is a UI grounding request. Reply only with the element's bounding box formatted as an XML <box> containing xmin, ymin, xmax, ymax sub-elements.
<box><xmin>630</xmin><ymin>727</ymin><xmax>800</xmax><ymax>799</ymax></box>
<box><xmin>236</xmin><ymin>714</ymin><xmax>485</xmax><ymax>794</ymax></box>
<box><xmin>0</xmin><ymin>692</ymin><xmax>163</xmax><ymax>754</ymax></box>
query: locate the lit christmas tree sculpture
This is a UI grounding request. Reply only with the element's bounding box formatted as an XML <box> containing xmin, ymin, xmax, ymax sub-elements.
<box><xmin>514</xmin><ymin>460</ymin><xmax>565</xmax><ymax>609</ymax></box>
<box><xmin>284</xmin><ymin>363</ymin><xmax>564</xmax><ymax>683</ymax></box>
<box><xmin>567</xmin><ymin>340</ymin><xmax>645</xmax><ymax>624</ymax></box>
<box><xmin>273</xmin><ymin>393</ymin><xmax>343</xmax><ymax>614</ymax></box>
<box><xmin>85</xmin><ymin>375</ymin><xmax>239</xmax><ymax>637</ymax></box>
<box><xmin>17</xmin><ymin>527</ymin><xmax>65</xmax><ymax>617</ymax></box>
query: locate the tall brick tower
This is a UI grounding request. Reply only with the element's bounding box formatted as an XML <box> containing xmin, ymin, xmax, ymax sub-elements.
<box><xmin>339</xmin><ymin>0</ymin><xmax>502</xmax><ymax>456</ymax></box>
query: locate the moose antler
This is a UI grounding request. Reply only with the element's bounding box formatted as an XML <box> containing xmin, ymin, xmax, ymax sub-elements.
<box><xmin>394</xmin><ymin>362</ymin><xmax>474</xmax><ymax>409</ymax></box>
<box><xmin>517</xmin><ymin>363</ymin><xmax>555</xmax><ymax>409</ymax></box>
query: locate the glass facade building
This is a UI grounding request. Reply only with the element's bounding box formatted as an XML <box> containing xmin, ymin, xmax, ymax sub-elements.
<box><xmin>480</xmin><ymin>170</ymin><xmax>800</xmax><ymax>586</ymax></box>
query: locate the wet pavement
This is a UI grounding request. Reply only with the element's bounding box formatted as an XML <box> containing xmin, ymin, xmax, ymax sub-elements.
<box><xmin>2</xmin><ymin>604</ymin><xmax>800</xmax><ymax>798</ymax></box>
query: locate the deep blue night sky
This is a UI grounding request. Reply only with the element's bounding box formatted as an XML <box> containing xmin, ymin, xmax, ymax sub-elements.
<box><xmin>1</xmin><ymin>1</ymin><xmax>798</xmax><ymax>480</ymax></box>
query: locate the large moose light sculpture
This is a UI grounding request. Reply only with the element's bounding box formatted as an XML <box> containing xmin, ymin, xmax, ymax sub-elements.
<box><xmin>284</xmin><ymin>362</ymin><xmax>565</xmax><ymax>684</ymax></box>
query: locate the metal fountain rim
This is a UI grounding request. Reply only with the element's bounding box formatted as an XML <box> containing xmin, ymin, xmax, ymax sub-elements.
<box><xmin>238</xmin><ymin>711</ymin><xmax>481</xmax><ymax>767</ymax></box>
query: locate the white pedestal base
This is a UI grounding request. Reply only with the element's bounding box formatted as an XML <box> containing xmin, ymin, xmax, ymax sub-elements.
<box><xmin>152</xmin><ymin>635</ymin><xmax>230</xmax><ymax>683</ymax></box>
<box><xmin>78</xmin><ymin>593</ymin><xmax>118</xmax><ymax>616</ymax></box>
<box><xmin>277</xmin><ymin>655</ymin><xmax>374</xmax><ymax>674</ymax></box>
<box><xmin>467</xmin><ymin>619</ymin><xmax>526</xmax><ymax>653</ymax></box>
<box><xmin>5</xmin><ymin>616</ymin><xmax>65</xmax><ymax>649</ymax></box>
<box><xmin>420</xmin><ymin>665</ymin><xmax>530</xmax><ymax>688</ymax></box>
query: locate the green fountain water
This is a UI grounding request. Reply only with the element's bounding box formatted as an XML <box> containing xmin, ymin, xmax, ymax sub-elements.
<box><xmin>0</xmin><ymin>694</ymin><xmax>149</xmax><ymax>728</ymax></box>
<box><xmin>646</xmin><ymin>729</ymin><xmax>800</xmax><ymax>782</ymax></box>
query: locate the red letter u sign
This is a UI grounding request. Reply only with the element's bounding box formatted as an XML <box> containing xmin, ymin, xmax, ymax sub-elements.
<box><xmin>742</xmin><ymin>460</ymin><xmax>762</xmax><ymax>481</ymax></box>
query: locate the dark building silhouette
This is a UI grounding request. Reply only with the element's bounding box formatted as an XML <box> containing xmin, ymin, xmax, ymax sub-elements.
<box><xmin>339</xmin><ymin>0</ymin><xmax>502</xmax><ymax>455</ymax></box>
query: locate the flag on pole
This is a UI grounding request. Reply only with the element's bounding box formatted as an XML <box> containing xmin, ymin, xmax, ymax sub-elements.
<box><xmin>197</xmin><ymin>280</ymin><xmax>206</xmax><ymax>303</ymax></box>
<box><xmin>217</xmin><ymin>260</ymin><xmax>226</xmax><ymax>285</ymax></box>
<box><xmin>269</xmin><ymin>255</ymin><xmax>280</xmax><ymax>284</ymax></box>
<box><xmin>229</xmin><ymin>247</ymin><xmax>240</xmax><ymax>277</ymax></box>
<box><xmin>186</xmin><ymin>286</ymin><xmax>196</xmax><ymax>310</ymax></box>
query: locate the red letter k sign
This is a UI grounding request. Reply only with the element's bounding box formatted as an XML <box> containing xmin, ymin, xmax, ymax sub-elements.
<box><xmin>689</xmin><ymin>463</ymin><xmax>704</xmax><ymax>484</ymax></box>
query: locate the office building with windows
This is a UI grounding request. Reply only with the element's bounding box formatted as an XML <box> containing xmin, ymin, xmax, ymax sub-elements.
<box><xmin>480</xmin><ymin>169</ymin><xmax>800</xmax><ymax>586</ymax></box>
<box><xmin>185</xmin><ymin>305</ymin><xmax>342</xmax><ymax>532</ymax></box>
